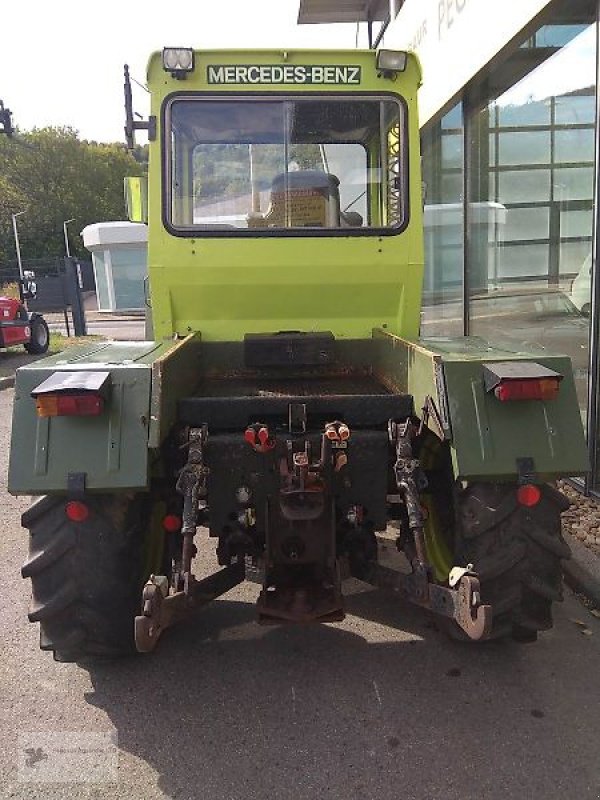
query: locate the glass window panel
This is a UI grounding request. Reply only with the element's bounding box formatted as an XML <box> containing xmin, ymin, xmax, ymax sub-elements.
<box><xmin>169</xmin><ymin>97</ymin><xmax>404</xmax><ymax>232</ymax></box>
<box><xmin>421</xmin><ymin>102</ymin><xmax>464</xmax><ymax>333</ymax></box>
<box><xmin>498</xmin><ymin>169</ymin><xmax>551</xmax><ymax>202</ymax></box>
<box><xmin>441</xmin><ymin>172</ymin><xmax>463</xmax><ymax>203</ymax></box>
<box><xmin>497</xmin><ymin>99</ymin><xmax>551</xmax><ymax>127</ymax></box>
<box><xmin>110</xmin><ymin>247</ymin><xmax>146</xmax><ymax>310</ymax></box>
<box><xmin>497</xmin><ymin>243</ymin><xmax>550</xmax><ymax>278</ymax></box>
<box><xmin>555</xmin><ymin>93</ymin><xmax>595</xmax><ymax>125</ymax></box>
<box><xmin>533</xmin><ymin>24</ymin><xmax>589</xmax><ymax>48</ymax></box>
<box><xmin>555</xmin><ymin>128</ymin><xmax>595</xmax><ymax>163</ymax></box>
<box><xmin>92</xmin><ymin>252</ymin><xmax>111</xmax><ymax>311</ymax></box>
<box><xmin>441</xmin><ymin>103</ymin><xmax>463</xmax><ymax>129</ymax></box>
<box><xmin>553</xmin><ymin>167</ymin><xmax>594</xmax><ymax>201</ymax></box>
<box><xmin>561</xmin><ymin>208</ymin><xmax>593</xmax><ymax>239</ymax></box>
<box><xmin>441</xmin><ymin>133</ymin><xmax>462</xmax><ymax>168</ymax></box>
<box><xmin>560</xmin><ymin>240</ymin><xmax>593</xmax><ymax>278</ymax></box>
<box><xmin>503</xmin><ymin>207</ymin><xmax>550</xmax><ymax>242</ymax></box>
<box><xmin>468</xmin><ymin>16</ymin><xmax>595</xmax><ymax>436</ymax></box>
<box><xmin>498</xmin><ymin>130</ymin><xmax>551</xmax><ymax>165</ymax></box>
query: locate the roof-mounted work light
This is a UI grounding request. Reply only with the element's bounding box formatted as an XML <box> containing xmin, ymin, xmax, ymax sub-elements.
<box><xmin>376</xmin><ymin>49</ymin><xmax>408</xmax><ymax>77</ymax></box>
<box><xmin>162</xmin><ymin>47</ymin><xmax>195</xmax><ymax>79</ymax></box>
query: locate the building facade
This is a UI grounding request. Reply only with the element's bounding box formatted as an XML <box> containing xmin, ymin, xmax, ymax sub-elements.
<box><xmin>299</xmin><ymin>0</ymin><xmax>600</xmax><ymax>491</ymax></box>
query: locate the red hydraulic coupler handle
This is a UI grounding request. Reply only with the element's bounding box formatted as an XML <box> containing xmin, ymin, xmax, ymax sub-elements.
<box><xmin>244</xmin><ymin>423</ymin><xmax>276</xmax><ymax>453</ymax></box>
<box><xmin>323</xmin><ymin>421</ymin><xmax>351</xmax><ymax>472</ymax></box>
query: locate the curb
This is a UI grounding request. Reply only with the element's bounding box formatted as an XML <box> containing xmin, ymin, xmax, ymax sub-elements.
<box><xmin>0</xmin><ymin>376</ymin><xmax>15</xmax><ymax>391</ymax></box>
<box><xmin>563</xmin><ymin>532</ymin><xmax>600</xmax><ymax>608</ymax></box>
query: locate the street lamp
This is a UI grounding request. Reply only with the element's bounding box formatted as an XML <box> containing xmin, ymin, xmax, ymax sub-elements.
<box><xmin>63</xmin><ymin>218</ymin><xmax>76</xmax><ymax>258</ymax></box>
<box><xmin>11</xmin><ymin>210</ymin><xmax>26</xmax><ymax>284</ymax></box>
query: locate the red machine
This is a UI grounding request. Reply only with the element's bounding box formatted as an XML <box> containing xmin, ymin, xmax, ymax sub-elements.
<box><xmin>0</xmin><ymin>296</ymin><xmax>49</xmax><ymax>354</ymax></box>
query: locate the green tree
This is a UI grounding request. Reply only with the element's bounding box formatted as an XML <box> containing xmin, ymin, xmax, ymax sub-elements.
<box><xmin>0</xmin><ymin>127</ymin><xmax>145</xmax><ymax>264</ymax></box>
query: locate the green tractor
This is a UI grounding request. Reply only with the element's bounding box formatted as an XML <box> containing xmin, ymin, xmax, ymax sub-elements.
<box><xmin>9</xmin><ymin>48</ymin><xmax>587</xmax><ymax>661</ymax></box>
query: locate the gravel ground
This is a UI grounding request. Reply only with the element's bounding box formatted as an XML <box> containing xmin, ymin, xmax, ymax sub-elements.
<box><xmin>559</xmin><ymin>480</ymin><xmax>600</xmax><ymax>557</ymax></box>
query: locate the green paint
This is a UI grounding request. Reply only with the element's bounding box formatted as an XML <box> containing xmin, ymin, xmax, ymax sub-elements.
<box><xmin>378</xmin><ymin>331</ymin><xmax>589</xmax><ymax>481</ymax></box>
<box><xmin>143</xmin><ymin>49</ymin><xmax>424</xmax><ymax>342</ymax></box>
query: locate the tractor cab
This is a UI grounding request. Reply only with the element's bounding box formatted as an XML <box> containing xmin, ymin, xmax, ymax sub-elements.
<box><xmin>124</xmin><ymin>49</ymin><xmax>424</xmax><ymax>342</ymax></box>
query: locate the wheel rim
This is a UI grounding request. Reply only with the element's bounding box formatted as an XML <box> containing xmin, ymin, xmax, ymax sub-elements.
<box><xmin>34</xmin><ymin>322</ymin><xmax>48</xmax><ymax>348</ymax></box>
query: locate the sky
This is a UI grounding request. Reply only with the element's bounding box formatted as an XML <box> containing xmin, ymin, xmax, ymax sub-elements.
<box><xmin>1</xmin><ymin>0</ymin><xmax>362</xmax><ymax>143</ymax></box>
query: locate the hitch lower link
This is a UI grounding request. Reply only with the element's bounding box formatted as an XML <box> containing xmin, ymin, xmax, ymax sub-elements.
<box><xmin>384</xmin><ymin>421</ymin><xmax>492</xmax><ymax>641</ymax></box>
<box><xmin>134</xmin><ymin>426</ymin><xmax>246</xmax><ymax>653</ymax></box>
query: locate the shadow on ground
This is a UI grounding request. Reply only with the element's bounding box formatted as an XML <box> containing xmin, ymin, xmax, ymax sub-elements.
<box><xmin>80</xmin><ymin>586</ymin><xmax>574</xmax><ymax>800</ymax></box>
<box><xmin>0</xmin><ymin>350</ymin><xmax>47</xmax><ymax>378</ymax></box>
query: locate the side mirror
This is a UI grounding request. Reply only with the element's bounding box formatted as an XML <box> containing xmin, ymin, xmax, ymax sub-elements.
<box><xmin>124</xmin><ymin>176</ymin><xmax>148</xmax><ymax>223</ymax></box>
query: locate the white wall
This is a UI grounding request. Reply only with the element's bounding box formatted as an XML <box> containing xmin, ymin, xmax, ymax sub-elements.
<box><xmin>385</xmin><ymin>0</ymin><xmax>553</xmax><ymax>124</ymax></box>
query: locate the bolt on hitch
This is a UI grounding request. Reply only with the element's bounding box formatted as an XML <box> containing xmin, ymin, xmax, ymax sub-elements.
<box><xmin>362</xmin><ymin>562</ymin><xmax>492</xmax><ymax>641</ymax></box>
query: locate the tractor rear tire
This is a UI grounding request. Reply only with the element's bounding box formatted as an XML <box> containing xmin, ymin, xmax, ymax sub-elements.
<box><xmin>452</xmin><ymin>482</ymin><xmax>571</xmax><ymax>642</ymax></box>
<box><xmin>24</xmin><ymin>315</ymin><xmax>49</xmax><ymax>354</ymax></box>
<box><xmin>21</xmin><ymin>494</ymin><xmax>152</xmax><ymax>662</ymax></box>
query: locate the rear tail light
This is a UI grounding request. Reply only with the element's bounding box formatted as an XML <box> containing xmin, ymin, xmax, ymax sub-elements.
<box><xmin>494</xmin><ymin>378</ymin><xmax>560</xmax><ymax>402</ymax></box>
<box><xmin>517</xmin><ymin>484</ymin><xmax>542</xmax><ymax>507</ymax></box>
<box><xmin>65</xmin><ymin>500</ymin><xmax>89</xmax><ymax>522</ymax></box>
<box><xmin>36</xmin><ymin>393</ymin><xmax>104</xmax><ymax>417</ymax></box>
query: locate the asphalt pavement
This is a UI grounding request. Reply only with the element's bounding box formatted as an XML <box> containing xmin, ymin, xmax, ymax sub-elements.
<box><xmin>1</xmin><ymin>386</ymin><xmax>600</xmax><ymax>799</ymax></box>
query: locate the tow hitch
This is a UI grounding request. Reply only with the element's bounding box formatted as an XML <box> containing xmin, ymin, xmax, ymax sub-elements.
<box><xmin>361</xmin><ymin>562</ymin><xmax>492</xmax><ymax>641</ymax></box>
<box><xmin>381</xmin><ymin>419</ymin><xmax>492</xmax><ymax>640</ymax></box>
<box><xmin>134</xmin><ymin>561</ymin><xmax>245</xmax><ymax>652</ymax></box>
<box><xmin>135</xmin><ymin>419</ymin><xmax>491</xmax><ymax>654</ymax></box>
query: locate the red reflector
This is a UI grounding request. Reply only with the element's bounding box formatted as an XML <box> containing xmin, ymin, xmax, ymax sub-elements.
<box><xmin>36</xmin><ymin>393</ymin><xmax>104</xmax><ymax>417</ymax></box>
<box><xmin>163</xmin><ymin>514</ymin><xmax>182</xmax><ymax>533</ymax></box>
<box><xmin>517</xmin><ymin>484</ymin><xmax>542</xmax><ymax>507</ymax></box>
<box><xmin>494</xmin><ymin>378</ymin><xmax>560</xmax><ymax>402</ymax></box>
<box><xmin>65</xmin><ymin>500</ymin><xmax>89</xmax><ymax>522</ymax></box>
<box><xmin>244</xmin><ymin>428</ymin><xmax>256</xmax><ymax>446</ymax></box>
